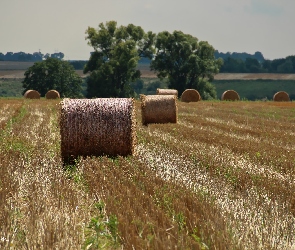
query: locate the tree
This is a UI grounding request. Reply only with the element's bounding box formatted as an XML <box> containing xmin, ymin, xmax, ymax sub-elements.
<box><xmin>150</xmin><ymin>30</ymin><xmax>222</xmax><ymax>99</ymax></box>
<box><xmin>245</xmin><ymin>58</ymin><xmax>261</xmax><ymax>73</ymax></box>
<box><xmin>84</xmin><ymin>20</ymin><xmax>155</xmax><ymax>98</ymax></box>
<box><xmin>22</xmin><ymin>57</ymin><xmax>82</xmax><ymax>97</ymax></box>
<box><xmin>277</xmin><ymin>59</ymin><xmax>294</xmax><ymax>73</ymax></box>
<box><xmin>50</xmin><ymin>52</ymin><xmax>64</xmax><ymax>60</ymax></box>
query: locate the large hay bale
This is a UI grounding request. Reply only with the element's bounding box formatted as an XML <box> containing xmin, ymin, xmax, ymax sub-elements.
<box><xmin>181</xmin><ymin>89</ymin><xmax>201</xmax><ymax>102</ymax></box>
<box><xmin>221</xmin><ymin>90</ymin><xmax>240</xmax><ymax>101</ymax></box>
<box><xmin>60</xmin><ymin>98</ymin><xmax>136</xmax><ymax>163</ymax></box>
<box><xmin>141</xmin><ymin>95</ymin><xmax>177</xmax><ymax>125</ymax></box>
<box><xmin>273</xmin><ymin>91</ymin><xmax>290</xmax><ymax>102</ymax></box>
<box><xmin>156</xmin><ymin>88</ymin><xmax>178</xmax><ymax>96</ymax></box>
<box><xmin>46</xmin><ymin>90</ymin><xmax>60</xmax><ymax>99</ymax></box>
<box><xmin>24</xmin><ymin>90</ymin><xmax>41</xmax><ymax>99</ymax></box>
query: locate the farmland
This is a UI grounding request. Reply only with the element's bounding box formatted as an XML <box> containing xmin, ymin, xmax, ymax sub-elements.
<box><xmin>2</xmin><ymin>61</ymin><xmax>295</xmax><ymax>100</ymax></box>
<box><xmin>0</xmin><ymin>99</ymin><xmax>295</xmax><ymax>249</ymax></box>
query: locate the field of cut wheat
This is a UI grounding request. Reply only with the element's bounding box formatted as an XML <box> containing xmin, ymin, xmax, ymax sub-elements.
<box><xmin>0</xmin><ymin>98</ymin><xmax>295</xmax><ymax>249</ymax></box>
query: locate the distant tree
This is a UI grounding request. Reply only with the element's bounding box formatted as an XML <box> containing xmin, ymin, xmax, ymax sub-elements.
<box><xmin>130</xmin><ymin>79</ymin><xmax>144</xmax><ymax>94</ymax></box>
<box><xmin>277</xmin><ymin>59</ymin><xmax>293</xmax><ymax>73</ymax></box>
<box><xmin>84</xmin><ymin>20</ymin><xmax>155</xmax><ymax>98</ymax></box>
<box><xmin>22</xmin><ymin>57</ymin><xmax>82</xmax><ymax>97</ymax></box>
<box><xmin>50</xmin><ymin>52</ymin><xmax>64</xmax><ymax>60</ymax></box>
<box><xmin>220</xmin><ymin>57</ymin><xmax>246</xmax><ymax>73</ymax></box>
<box><xmin>215</xmin><ymin>50</ymin><xmax>265</xmax><ymax>62</ymax></box>
<box><xmin>270</xmin><ymin>58</ymin><xmax>286</xmax><ymax>72</ymax></box>
<box><xmin>285</xmin><ymin>56</ymin><xmax>295</xmax><ymax>72</ymax></box>
<box><xmin>69</xmin><ymin>60</ymin><xmax>88</xmax><ymax>70</ymax></box>
<box><xmin>254</xmin><ymin>51</ymin><xmax>264</xmax><ymax>62</ymax></box>
<box><xmin>151</xmin><ymin>30</ymin><xmax>222</xmax><ymax>99</ymax></box>
<box><xmin>245</xmin><ymin>58</ymin><xmax>261</xmax><ymax>73</ymax></box>
<box><xmin>262</xmin><ymin>59</ymin><xmax>272</xmax><ymax>72</ymax></box>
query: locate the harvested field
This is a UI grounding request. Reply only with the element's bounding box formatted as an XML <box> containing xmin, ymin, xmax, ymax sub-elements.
<box><xmin>0</xmin><ymin>61</ymin><xmax>87</xmax><ymax>78</ymax></box>
<box><xmin>1</xmin><ymin>61</ymin><xmax>295</xmax><ymax>80</ymax></box>
<box><xmin>1</xmin><ymin>99</ymin><xmax>295</xmax><ymax>249</ymax></box>
<box><xmin>137</xmin><ymin>64</ymin><xmax>295</xmax><ymax>80</ymax></box>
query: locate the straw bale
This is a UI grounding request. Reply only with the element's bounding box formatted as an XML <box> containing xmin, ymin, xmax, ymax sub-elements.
<box><xmin>60</xmin><ymin>98</ymin><xmax>136</xmax><ymax>163</ymax></box>
<box><xmin>45</xmin><ymin>90</ymin><xmax>60</xmax><ymax>99</ymax></box>
<box><xmin>181</xmin><ymin>89</ymin><xmax>201</xmax><ymax>102</ymax></box>
<box><xmin>24</xmin><ymin>90</ymin><xmax>41</xmax><ymax>99</ymax></box>
<box><xmin>273</xmin><ymin>91</ymin><xmax>290</xmax><ymax>102</ymax></box>
<box><xmin>141</xmin><ymin>94</ymin><xmax>177</xmax><ymax>125</ymax></box>
<box><xmin>156</xmin><ymin>88</ymin><xmax>178</xmax><ymax>96</ymax></box>
<box><xmin>221</xmin><ymin>90</ymin><xmax>240</xmax><ymax>101</ymax></box>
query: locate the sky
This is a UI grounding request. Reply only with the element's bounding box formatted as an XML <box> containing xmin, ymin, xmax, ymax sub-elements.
<box><xmin>1</xmin><ymin>0</ymin><xmax>294</xmax><ymax>60</ymax></box>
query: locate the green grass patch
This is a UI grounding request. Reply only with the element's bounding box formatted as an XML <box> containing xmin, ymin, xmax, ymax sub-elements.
<box><xmin>212</xmin><ymin>79</ymin><xmax>295</xmax><ymax>101</ymax></box>
<box><xmin>0</xmin><ymin>79</ymin><xmax>24</xmax><ymax>97</ymax></box>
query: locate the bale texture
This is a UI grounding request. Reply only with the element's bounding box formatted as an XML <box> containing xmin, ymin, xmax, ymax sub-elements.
<box><xmin>181</xmin><ymin>89</ymin><xmax>201</xmax><ymax>102</ymax></box>
<box><xmin>156</xmin><ymin>88</ymin><xmax>178</xmax><ymax>96</ymax></box>
<box><xmin>60</xmin><ymin>98</ymin><xmax>136</xmax><ymax>163</ymax></box>
<box><xmin>141</xmin><ymin>95</ymin><xmax>177</xmax><ymax>125</ymax></box>
<box><xmin>24</xmin><ymin>90</ymin><xmax>41</xmax><ymax>99</ymax></box>
<box><xmin>221</xmin><ymin>90</ymin><xmax>240</xmax><ymax>101</ymax></box>
<box><xmin>46</xmin><ymin>90</ymin><xmax>60</xmax><ymax>99</ymax></box>
<box><xmin>273</xmin><ymin>91</ymin><xmax>290</xmax><ymax>102</ymax></box>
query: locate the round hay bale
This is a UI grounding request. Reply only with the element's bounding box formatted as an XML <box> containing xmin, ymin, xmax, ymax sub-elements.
<box><xmin>60</xmin><ymin>98</ymin><xmax>136</xmax><ymax>163</ymax></box>
<box><xmin>273</xmin><ymin>91</ymin><xmax>290</xmax><ymax>102</ymax></box>
<box><xmin>181</xmin><ymin>89</ymin><xmax>201</xmax><ymax>102</ymax></box>
<box><xmin>141</xmin><ymin>94</ymin><xmax>177</xmax><ymax>125</ymax></box>
<box><xmin>24</xmin><ymin>90</ymin><xmax>41</xmax><ymax>99</ymax></box>
<box><xmin>221</xmin><ymin>90</ymin><xmax>240</xmax><ymax>101</ymax></box>
<box><xmin>156</xmin><ymin>88</ymin><xmax>178</xmax><ymax>96</ymax></box>
<box><xmin>46</xmin><ymin>90</ymin><xmax>60</xmax><ymax>99</ymax></box>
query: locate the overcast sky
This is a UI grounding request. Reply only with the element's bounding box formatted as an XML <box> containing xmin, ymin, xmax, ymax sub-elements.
<box><xmin>1</xmin><ymin>0</ymin><xmax>294</xmax><ymax>60</ymax></box>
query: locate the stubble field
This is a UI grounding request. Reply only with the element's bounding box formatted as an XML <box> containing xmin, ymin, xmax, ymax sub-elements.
<box><xmin>0</xmin><ymin>99</ymin><xmax>295</xmax><ymax>249</ymax></box>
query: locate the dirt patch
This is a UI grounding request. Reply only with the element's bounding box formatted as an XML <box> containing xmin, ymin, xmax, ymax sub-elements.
<box><xmin>0</xmin><ymin>61</ymin><xmax>34</xmax><ymax>70</ymax></box>
<box><xmin>138</xmin><ymin>65</ymin><xmax>295</xmax><ymax>80</ymax></box>
<box><xmin>0</xmin><ymin>69</ymin><xmax>88</xmax><ymax>79</ymax></box>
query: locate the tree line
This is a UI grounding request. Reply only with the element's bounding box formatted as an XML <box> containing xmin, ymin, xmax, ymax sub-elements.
<box><xmin>215</xmin><ymin>51</ymin><xmax>295</xmax><ymax>73</ymax></box>
<box><xmin>0</xmin><ymin>52</ymin><xmax>64</xmax><ymax>62</ymax></box>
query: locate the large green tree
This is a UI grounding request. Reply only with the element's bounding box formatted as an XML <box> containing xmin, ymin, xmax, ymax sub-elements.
<box><xmin>22</xmin><ymin>57</ymin><xmax>82</xmax><ymax>97</ymax></box>
<box><xmin>150</xmin><ymin>30</ymin><xmax>223</xmax><ymax>99</ymax></box>
<box><xmin>84</xmin><ymin>20</ymin><xmax>155</xmax><ymax>98</ymax></box>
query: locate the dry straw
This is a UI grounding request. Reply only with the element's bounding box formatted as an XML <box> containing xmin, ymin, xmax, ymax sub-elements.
<box><xmin>273</xmin><ymin>91</ymin><xmax>290</xmax><ymax>102</ymax></box>
<box><xmin>45</xmin><ymin>90</ymin><xmax>60</xmax><ymax>99</ymax></box>
<box><xmin>221</xmin><ymin>90</ymin><xmax>240</xmax><ymax>101</ymax></box>
<box><xmin>24</xmin><ymin>90</ymin><xmax>41</xmax><ymax>99</ymax></box>
<box><xmin>141</xmin><ymin>94</ymin><xmax>177</xmax><ymax>125</ymax></box>
<box><xmin>60</xmin><ymin>98</ymin><xmax>136</xmax><ymax>163</ymax></box>
<box><xmin>156</xmin><ymin>88</ymin><xmax>178</xmax><ymax>96</ymax></box>
<box><xmin>181</xmin><ymin>89</ymin><xmax>201</xmax><ymax>102</ymax></box>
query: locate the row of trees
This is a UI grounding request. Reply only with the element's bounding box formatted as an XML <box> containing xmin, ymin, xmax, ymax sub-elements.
<box><xmin>83</xmin><ymin>21</ymin><xmax>222</xmax><ymax>99</ymax></box>
<box><xmin>217</xmin><ymin>53</ymin><xmax>295</xmax><ymax>73</ymax></box>
<box><xmin>215</xmin><ymin>51</ymin><xmax>265</xmax><ymax>63</ymax></box>
<box><xmin>22</xmin><ymin>20</ymin><xmax>223</xmax><ymax>99</ymax></box>
<box><xmin>0</xmin><ymin>52</ymin><xmax>64</xmax><ymax>62</ymax></box>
